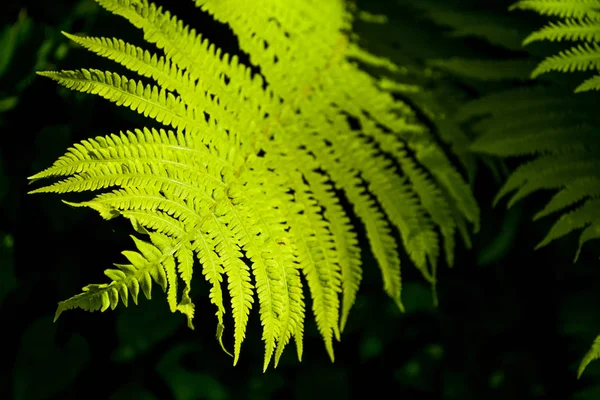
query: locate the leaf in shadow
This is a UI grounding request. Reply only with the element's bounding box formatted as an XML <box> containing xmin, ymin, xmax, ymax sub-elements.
<box><xmin>0</xmin><ymin>231</ymin><xmax>17</xmax><ymax>306</ymax></box>
<box><xmin>574</xmin><ymin>386</ymin><xmax>600</xmax><ymax>400</ymax></box>
<box><xmin>560</xmin><ymin>293</ymin><xmax>600</xmax><ymax>337</ymax></box>
<box><xmin>31</xmin><ymin>124</ymin><xmax>72</xmax><ymax>176</ymax></box>
<box><xmin>13</xmin><ymin>316</ymin><xmax>89</xmax><ymax>400</ymax></box>
<box><xmin>156</xmin><ymin>343</ymin><xmax>229</xmax><ymax>400</ymax></box>
<box><xmin>387</xmin><ymin>281</ymin><xmax>437</xmax><ymax>316</ymax></box>
<box><xmin>0</xmin><ymin>10</ymin><xmax>32</xmax><ymax>78</ymax></box>
<box><xmin>246</xmin><ymin>371</ymin><xmax>284</xmax><ymax>400</ymax></box>
<box><xmin>477</xmin><ymin>205</ymin><xmax>522</xmax><ymax>266</ymax></box>
<box><xmin>393</xmin><ymin>342</ymin><xmax>440</xmax><ymax>392</ymax></box>
<box><xmin>113</xmin><ymin>294</ymin><xmax>182</xmax><ymax>362</ymax></box>
<box><xmin>295</xmin><ymin>366</ymin><xmax>349</xmax><ymax>400</ymax></box>
<box><xmin>109</xmin><ymin>383</ymin><xmax>158</xmax><ymax>400</ymax></box>
<box><xmin>359</xmin><ymin>335</ymin><xmax>383</xmax><ymax>360</ymax></box>
<box><xmin>0</xmin><ymin>147</ymin><xmax>8</xmax><ymax>202</ymax></box>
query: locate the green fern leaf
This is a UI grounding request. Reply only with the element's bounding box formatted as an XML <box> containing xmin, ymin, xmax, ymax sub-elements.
<box><xmin>579</xmin><ymin>334</ymin><xmax>600</xmax><ymax>378</ymax></box>
<box><xmin>465</xmin><ymin>83</ymin><xmax>600</xmax><ymax>261</ymax></box>
<box><xmin>523</xmin><ymin>18</ymin><xmax>600</xmax><ymax>44</ymax></box>
<box><xmin>415</xmin><ymin>0</ymin><xmax>528</xmax><ymax>50</ymax></box>
<box><xmin>535</xmin><ymin>198</ymin><xmax>600</xmax><ymax>252</ymax></box>
<box><xmin>576</xmin><ymin>73</ymin><xmax>600</xmax><ymax>90</ymax></box>
<box><xmin>471</xmin><ymin>122</ymin><xmax>599</xmax><ymax>156</ymax></box>
<box><xmin>531</xmin><ymin>42</ymin><xmax>600</xmax><ymax>77</ymax></box>
<box><xmin>55</xmin><ymin>234</ymin><xmax>170</xmax><ymax>321</ymax></box>
<box><xmin>534</xmin><ymin>177</ymin><xmax>600</xmax><ymax>219</ymax></box>
<box><xmin>31</xmin><ymin>0</ymin><xmax>479</xmax><ymax>369</ymax></box>
<box><xmin>427</xmin><ymin>58</ymin><xmax>538</xmax><ymax>81</ymax></box>
<box><xmin>512</xmin><ymin>0</ymin><xmax>600</xmax><ymax>90</ymax></box>
<box><xmin>510</xmin><ymin>0</ymin><xmax>600</xmax><ymax>20</ymax></box>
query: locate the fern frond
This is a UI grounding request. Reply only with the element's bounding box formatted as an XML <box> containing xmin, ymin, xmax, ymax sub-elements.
<box><xmin>33</xmin><ymin>0</ymin><xmax>480</xmax><ymax>369</ymax></box>
<box><xmin>61</xmin><ymin>32</ymin><xmax>190</xmax><ymax>94</ymax></box>
<box><xmin>36</xmin><ymin>70</ymin><xmax>212</xmax><ymax>141</ymax></box>
<box><xmin>531</xmin><ymin>42</ymin><xmax>600</xmax><ymax>77</ymax></box>
<box><xmin>536</xmin><ymin>198</ymin><xmax>600</xmax><ymax>255</ymax></box>
<box><xmin>27</xmin><ymin>127</ymin><xmax>233</xmax><ymax>182</ymax></box>
<box><xmin>325</xmin><ymin>64</ymin><xmax>479</xmax><ymax>267</ymax></box>
<box><xmin>59</xmin><ymin>32</ymin><xmax>220</xmax><ymax>118</ymax></box>
<box><xmin>512</xmin><ymin>0</ymin><xmax>600</xmax><ymax>90</ymax></box>
<box><xmin>55</xmin><ymin>234</ymin><xmax>172</xmax><ymax>322</ymax></box>
<box><xmin>576</xmin><ymin>73</ymin><xmax>600</xmax><ymax>90</ymax></box>
<box><xmin>471</xmin><ymin>122</ymin><xmax>600</xmax><ymax>156</ymax></box>
<box><xmin>465</xmin><ymin>83</ymin><xmax>600</xmax><ymax>261</ymax></box>
<box><xmin>303</xmin><ymin>170</ymin><xmax>362</xmax><ymax>333</ymax></box>
<box><xmin>191</xmin><ymin>227</ymin><xmax>226</xmax><ymax>326</ymax></box>
<box><xmin>510</xmin><ymin>0</ymin><xmax>600</xmax><ymax>20</ymax></box>
<box><xmin>285</xmin><ymin>172</ymin><xmax>341</xmax><ymax>361</ymax></box>
<box><xmin>456</xmin><ymin>86</ymin><xmax>576</xmax><ymax>123</ymax></box>
<box><xmin>414</xmin><ymin>0</ymin><xmax>528</xmax><ymax>50</ymax></box>
<box><xmin>524</xmin><ymin>18</ymin><xmax>600</xmax><ymax>44</ymax></box>
<box><xmin>427</xmin><ymin>58</ymin><xmax>538</xmax><ymax>81</ymax></box>
<box><xmin>495</xmin><ymin>150</ymin><xmax>600</xmax><ymax>206</ymax></box>
<box><xmin>207</xmin><ymin>212</ymin><xmax>254</xmax><ymax>366</ymax></box>
<box><xmin>534</xmin><ymin>177</ymin><xmax>600</xmax><ymax>219</ymax></box>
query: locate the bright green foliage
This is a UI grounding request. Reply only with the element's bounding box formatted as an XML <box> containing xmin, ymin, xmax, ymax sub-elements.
<box><xmin>30</xmin><ymin>0</ymin><xmax>478</xmax><ymax>370</ymax></box>
<box><xmin>511</xmin><ymin>0</ymin><xmax>600</xmax><ymax>92</ymax></box>
<box><xmin>14</xmin><ymin>317</ymin><xmax>89</xmax><ymax>400</ymax></box>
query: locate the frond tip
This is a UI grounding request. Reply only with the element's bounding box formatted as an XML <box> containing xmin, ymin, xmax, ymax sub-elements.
<box><xmin>54</xmin><ymin>234</ymin><xmax>196</xmax><ymax>330</ymax></box>
<box><xmin>578</xmin><ymin>334</ymin><xmax>600</xmax><ymax>378</ymax></box>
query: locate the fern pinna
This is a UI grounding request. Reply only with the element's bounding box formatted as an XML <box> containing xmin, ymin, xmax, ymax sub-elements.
<box><xmin>29</xmin><ymin>0</ymin><xmax>478</xmax><ymax>370</ymax></box>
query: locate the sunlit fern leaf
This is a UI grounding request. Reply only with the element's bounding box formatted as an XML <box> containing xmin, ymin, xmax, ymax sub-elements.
<box><xmin>579</xmin><ymin>334</ymin><xmax>600</xmax><ymax>378</ymax></box>
<box><xmin>30</xmin><ymin>0</ymin><xmax>479</xmax><ymax>370</ymax></box>
<box><xmin>380</xmin><ymin>75</ymin><xmax>489</xmax><ymax>187</ymax></box>
<box><xmin>54</xmin><ymin>234</ymin><xmax>171</xmax><ymax>322</ymax></box>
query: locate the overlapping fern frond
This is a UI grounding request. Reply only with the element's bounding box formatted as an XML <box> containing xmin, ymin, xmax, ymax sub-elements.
<box><xmin>466</xmin><ymin>86</ymin><xmax>600</xmax><ymax>260</ymax></box>
<box><xmin>349</xmin><ymin>0</ymin><xmax>600</xmax><ymax>381</ymax></box>
<box><xmin>30</xmin><ymin>0</ymin><xmax>478</xmax><ymax>370</ymax></box>
<box><xmin>408</xmin><ymin>0</ymin><xmax>538</xmax><ymax>83</ymax></box>
<box><xmin>511</xmin><ymin>0</ymin><xmax>600</xmax><ymax>91</ymax></box>
<box><xmin>465</xmin><ymin>0</ymin><xmax>600</xmax><ymax>378</ymax></box>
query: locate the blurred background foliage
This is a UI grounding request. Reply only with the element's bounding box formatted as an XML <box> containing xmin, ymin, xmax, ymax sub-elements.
<box><xmin>1</xmin><ymin>0</ymin><xmax>599</xmax><ymax>398</ymax></box>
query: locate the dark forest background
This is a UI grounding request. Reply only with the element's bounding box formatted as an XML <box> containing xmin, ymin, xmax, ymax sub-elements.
<box><xmin>1</xmin><ymin>0</ymin><xmax>599</xmax><ymax>399</ymax></box>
